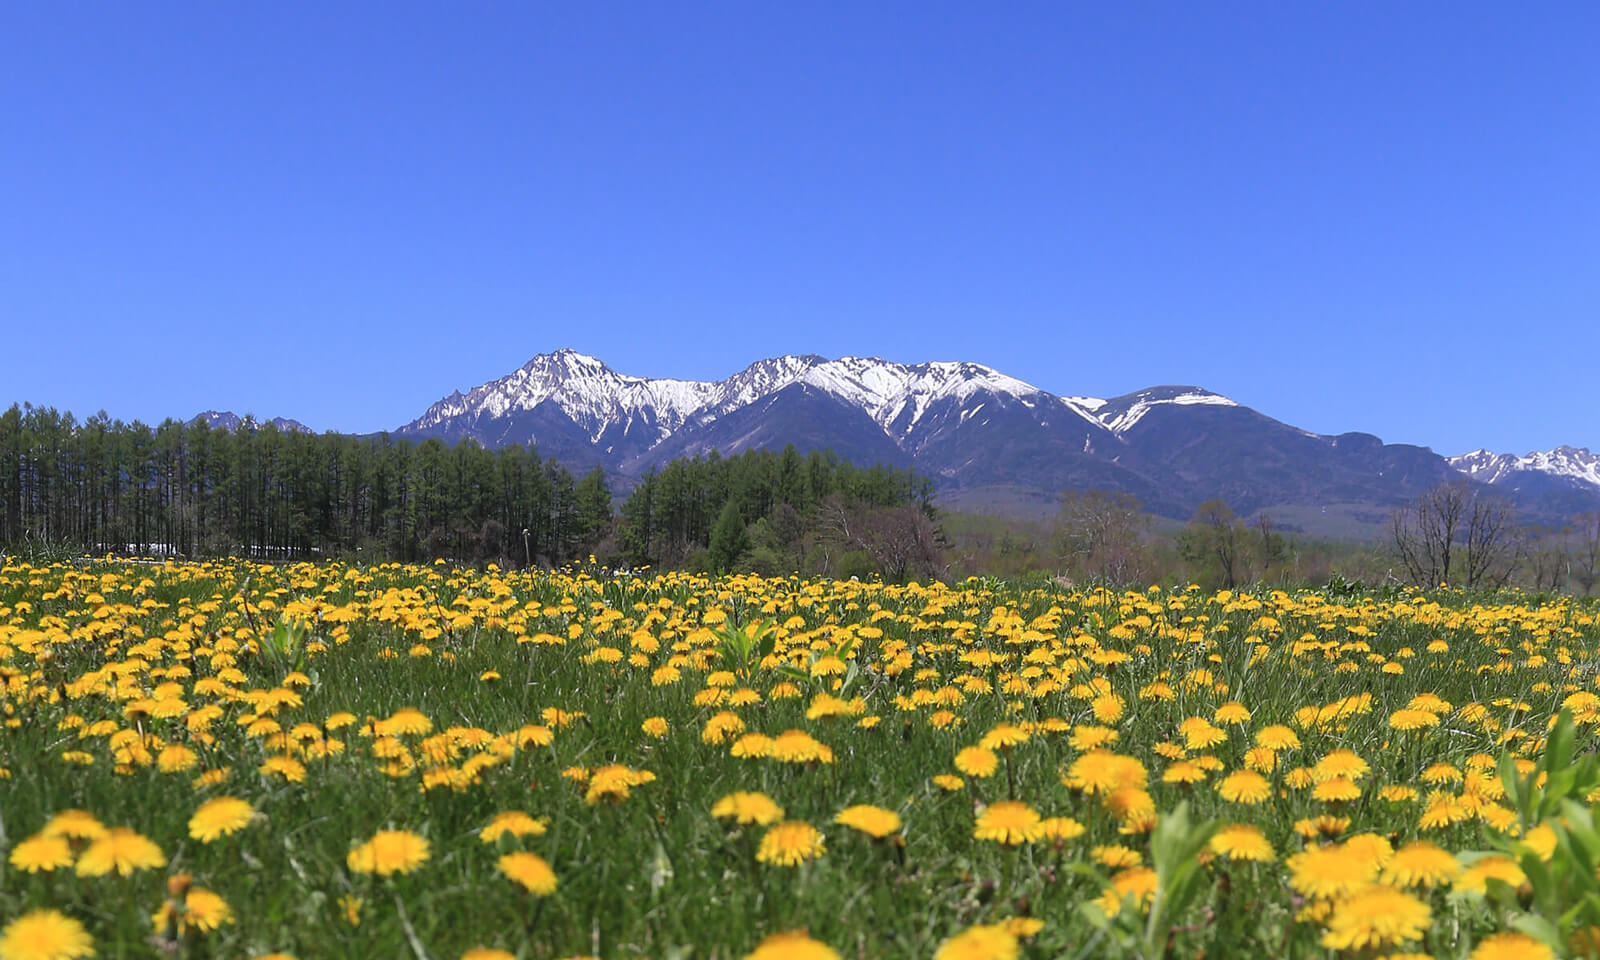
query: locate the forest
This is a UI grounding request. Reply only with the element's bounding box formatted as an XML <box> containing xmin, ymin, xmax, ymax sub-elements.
<box><xmin>0</xmin><ymin>404</ymin><xmax>935</xmax><ymax>576</ymax></box>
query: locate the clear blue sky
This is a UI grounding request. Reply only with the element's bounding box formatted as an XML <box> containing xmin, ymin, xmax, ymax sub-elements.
<box><xmin>3</xmin><ymin>3</ymin><xmax>1596</xmax><ymax>455</ymax></box>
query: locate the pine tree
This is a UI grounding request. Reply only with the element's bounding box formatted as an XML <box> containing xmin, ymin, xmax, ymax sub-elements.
<box><xmin>706</xmin><ymin>499</ymin><xmax>748</xmax><ymax>574</ymax></box>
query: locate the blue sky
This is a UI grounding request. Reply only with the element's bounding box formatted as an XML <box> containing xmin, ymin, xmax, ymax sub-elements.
<box><xmin>2</xmin><ymin>3</ymin><xmax>1596</xmax><ymax>455</ymax></box>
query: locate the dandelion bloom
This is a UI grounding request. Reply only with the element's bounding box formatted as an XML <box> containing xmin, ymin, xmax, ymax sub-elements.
<box><xmin>1286</xmin><ymin>844</ymin><xmax>1378</xmax><ymax>899</ymax></box>
<box><xmin>730</xmin><ymin>733</ymin><xmax>776</xmax><ymax>758</ymax></box>
<box><xmin>1209</xmin><ymin>824</ymin><xmax>1274</xmax><ymax>862</ymax></box>
<box><xmin>931</xmin><ymin>774</ymin><xmax>965</xmax><ymax>791</ymax></box>
<box><xmin>188</xmin><ymin>797</ymin><xmax>254</xmax><ymax>843</ymax></box>
<box><xmin>8</xmin><ymin>835</ymin><xmax>75</xmax><ymax>873</ymax></box>
<box><xmin>40</xmin><ymin>810</ymin><xmax>106</xmax><ymax>841</ymax></box>
<box><xmin>1456</xmin><ymin>856</ymin><xmax>1527</xmax><ymax>894</ymax></box>
<box><xmin>744</xmin><ymin>931</ymin><xmax>842</xmax><ymax>960</ymax></box>
<box><xmin>979</xmin><ymin>723</ymin><xmax>1030</xmax><ymax>751</ymax></box>
<box><xmin>258</xmin><ymin>755</ymin><xmax>307</xmax><ymax>783</ymax></box>
<box><xmin>584</xmin><ymin>765</ymin><xmax>655</xmax><ymax>805</ymax></box>
<box><xmin>154</xmin><ymin>888</ymin><xmax>232</xmax><ymax>934</ymax></box>
<box><xmin>75</xmin><ymin>827</ymin><xmax>166</xmax><ymax>877</ymax></box>
<box><xmin>1064</xmin><ymin>751</ymin><xmax>1147</xmax><ymax>794</ymax></box>
<box><xmin>1342</xmin><ymin>833</ymin><xmax>1395</xmax><ymax>868</ymax></box>
<box><xmin>1383</xmin><ymin>841</ymin><xmax>1462</xmax><ymax>888</ymax></box>
<box><xmin>1179</xmin><ymin>717</ymin><xmax>1227</xmax><ymax>750</ymax></box>
<box><xmin>1217</xmin><ymin>770</ymin><xmax>1271</xmax><ymax>804</ymax></box>
<box><xmin>1468</xmin><ymin>932</ymin><xmax>1555</xmax><ymax>960</ymax></box>
<box><xmin>712</xmin><ymin>792</ymin><xmax>785</xmax><ymax>826</ymax></box>
<box><xmin>769</xmin><ymin>730</ymin><xmax>834</xmax><ymax>764</ymax></box>
<box><xmin>1319</xmin><ymin>885</ymin><xmax>1430</xmax><ymax>950</ymax></box>
<box><xmin>1254</xmin><ymin>725</ymin><xmax>1300</xmax><ymax>750</ymax></box>
<box><xmin>1312</xmin><ymin>750</ymin><xmax>1370</xmax><ymax>782</ymax></box>
<box><xmin>1162</xmin><ymin>761</ymin><xmax>1207</xmax><ymax>785</ymax></box>
<box><xmin>498</xmin><ymin>851</ymin><xmax>557</xmax><ymax>895</ymax></box>
<box><xmin>834</xmin><ymin>805</ymin><xmax>901</xmax><ymax>839</ymax></box>
<box><xmin>756</xmin><ymin>822</ymin><xmax>826</xmax><ymax>867</ymax></box>
<box><xmin>1312</xmin><ymin>776</ymin><xmax>1362</xmax><ymax>803</ymax></box>
<box><xmin>1110</xmin><ymin>866</ymin><xmax>1158</xmax><ymax>910</ymax></box>
<box><xmin>481</xmin><ymin>811</ymin><xmax>547</xmax><ymax>843</ymax></box>
<box><xmin>953</xmin><ymin>747</ymin><xmax>999</xmax><ymax>779</ymax></box>
<box><xmin>1037</xmin><ymin>817</ymin><xmax>1086</xmax><ymax>842</ymax></box>
<box><xmin>347</xmin><ymin>830</ymin><xmax>429</xmax><ymax>876</ymax></box>
<box><xmin>379</xmin><ymin>707</ymin><xmax>433</xmax><ymax>736</ymax></box>
<box><xmin>641</xmin><ymin>717</ymin><xmax>668</xmax><ymax>738</ymax></box>
<box><xmin>1214</xmin><ymin>701</ymin><xmax>1251</xmax><ymax>724</ymax></box>
<box><xmin>973</xmin><ymin>801</ymin><xmax>1043</xmax><ymax>845</ymax></box>
<box><xmin>933</xmin><ymin>923</ymin><xmax>1020</xmax><ymax>960</ymax></box>
<box><xmin>0</xmin><ymin>909</ymin><xmax>95</xmax><ymax>960</ymax></box>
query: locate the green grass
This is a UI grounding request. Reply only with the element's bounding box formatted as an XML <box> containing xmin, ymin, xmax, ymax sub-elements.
<box><xmin>1</xmin><ymin>560</ymin><xmax>1598</xmax><ymax>958</ymax></box>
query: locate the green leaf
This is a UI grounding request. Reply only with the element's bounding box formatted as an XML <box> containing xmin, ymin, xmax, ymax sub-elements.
<box><xmin>1511</xmin><ymin>913</ymin><xmax>1564</xmax><ymax>951</ymax></box>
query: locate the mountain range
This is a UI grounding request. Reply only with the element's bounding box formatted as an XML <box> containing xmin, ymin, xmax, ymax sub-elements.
<box><xmin>203</xmin><ymin>350</ymin><xmax>1600</xmax><ymax>532</ymax></box>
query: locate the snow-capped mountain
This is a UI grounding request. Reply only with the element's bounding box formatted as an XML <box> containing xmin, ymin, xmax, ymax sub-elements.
<box><xmin>192</xmin><ymin>411</ymin><xmax>313</xmax><ymax>434</ymax></box>
<box><xmin>1449</xmin><ymin>447</ymin><xmax>1600</xmax><ymax>491</ymax></box>
<box><xmin>165</xmin><ymin>354</ymin><xmax>1599</xmax><ymax>526</ymax></box>
<box><xmin>395</xmin><ymin>350</ymin><xmax>1596</xmax><ymax>522</ymax></box>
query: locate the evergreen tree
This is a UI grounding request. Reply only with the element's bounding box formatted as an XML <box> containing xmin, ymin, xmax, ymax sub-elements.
<box><xmin>706</xmin><ymin>499</ymin><xmax>748</xmax><ymax>573</ymax></box>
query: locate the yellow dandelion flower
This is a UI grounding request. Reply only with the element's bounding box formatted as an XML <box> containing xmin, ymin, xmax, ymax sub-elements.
<box><xmin>954</xmin><ymin>746</ymin><xmax>999</xmax><ymax>778</ymax></box>
<box><xmin>1217</xmin><ymin>770</ymin><xmax>1271</xmax><ymax>804</ymax></box>
<box><xmin>1037</xmin><ymin>816</ymin><xmax>1086</xmax><ymax>841</ymax></box>
<box><xmin>1286</xmin><ymin>843</ymin><xmax>1377</xmax><ymax>899</ymax></box>
<box><xmin>498</xmin><ymin>851</ymin><xmax>557</xmax><ymax>895</ymax></box>
<box><xmin>744</xmin><ymin>930</ymin><xmax>842</xmax><ymax>960</ymax></box>
<box><xmin>188</xmin><ymin>797</ymin><xmax>254</xmax><ymax>843</ymax></box>
<box><xmin>713</xmin><ymin>792</ymin><xmax>785</xmax><ymax>826</ymax></box>
<box><xmin>8</xmin><ymin>835</ymin><xmax>75</xmax><ymax>873</ymax></box>
<box><xmin>834</xmin><ymin>805</ymin><xmax>901</xmax><ymax>839</ymax></box>
<box><xmin>756</xmin><ymin>821</ymin><xmax>825</xmax><ymax>866</ymax></box>
<box><xmin>75</xmin><ymin>827</ymin><xmax>166</xmax><ymax>877</ymax></box>
<box><xmin>0</xmin><ymin>909</ymin><xmax>95</xmax><ymax>960</ymax></box>
<box><xmin>347</xmin><ymin>829</ymin><xmax>429</xmax><ymax>876</ymax></box>
<box><xmin>1209</xmin><ymin>824</ymin><xmax>1274</xmax><ymax>862</ymax></box>
<box><xmin>1456</xmin><ymin>855</ymin><xmax>1526</xmax><ymax>894</ymax></box>
<box><xmin>40</xmin><ymin>810</ymin><xmax>106</xmax><ymax>841</ymax></box>
<box><xmin>974</xmin><ymin>802</ymin><xmax>1043</xmax><ymax>845</ymax></box>
<box><xmin>933</xmin><ymin>923</ymin><xmax>1020</xmax><ymax>960</ymax></box>
<box><xmin>1319</xmin><ymin>885</ymin><xmax>1430</xmax><ymax>950</ymax></box>
<box><xmin>1468</xmin><ymin>932</ymin><xmax>1555</xmax><ymax>960</ymax></box>
<box><xmin>1383</xmin><ymin>842</ymin><xmax>1462</xmax><ymax>888</ymax></box>
<box><xmin>480</xmin><ymin>811</ymin><xmax>547</xmax><ymax>843</ymax></box>
<box><xmin>1312</xmin><ymin>776</ymin><xmax>1362</xmax><ymax>803</ymax></box>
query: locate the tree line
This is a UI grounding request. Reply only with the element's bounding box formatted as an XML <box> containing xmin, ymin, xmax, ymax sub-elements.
<box><xmin>1042</xmin><ymin>484</ymin><xmax>1600</xmax><ymax>594</ymax></box>
<box><xmin>615</xmin><ymin>447</ymin><xmax>941</xmax><ymax>579</ymax></box>
<box><xmin>0</xmin><ymin>404</ymin><xmax>612</xmax><ymax>565</ymax></box>
<box><xmin>0</xmin><ymin>403</ymin><xmax>941</xmax><ymax>579</ymax></box>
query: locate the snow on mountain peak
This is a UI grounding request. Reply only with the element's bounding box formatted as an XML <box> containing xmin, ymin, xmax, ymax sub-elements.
<box><xmin>405</xmin><ymin>352</ymin><xmax>1274</xmax><ymax>455</ymax></box>
<box><xmin>1095</xmin><ymin>386</ymin><xmax>1240</xmax><ymax>434</ymax></box>
<box><xmin>1448</xmin><ymin>446</ymin><xmax>1600</xmax><ymax>490</ymax></box>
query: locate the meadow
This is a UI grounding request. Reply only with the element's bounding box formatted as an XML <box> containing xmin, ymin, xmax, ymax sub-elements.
<box><xmin>2</xmin><ymin>559</ymin><xmax>1599</xmax><ymax>960</ymax></box>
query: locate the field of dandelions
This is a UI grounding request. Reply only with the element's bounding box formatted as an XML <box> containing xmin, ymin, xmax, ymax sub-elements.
<box><xmin>3</xmin><ymin>559</ymin><xmax>1600</xmax><ymax>960</ymax></box>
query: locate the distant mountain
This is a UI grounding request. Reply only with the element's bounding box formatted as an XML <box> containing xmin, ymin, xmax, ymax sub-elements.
<box><xmin>192</xmin><ymin>411</ymin><xmax>314</xmax><ymax>434</ymax></box>
<box><xmin>391</xmin><ymin>350</ymin><xmax>1600</xmax><ymax>526</ymax></box>
<box><xmin>1448</xmin><ymin>447</ymin><xmax>1600</xmax><ymax>518</ymax></box>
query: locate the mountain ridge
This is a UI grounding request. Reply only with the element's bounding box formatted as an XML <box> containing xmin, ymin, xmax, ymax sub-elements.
<box><xmin>385</xmin><ymin>349</ymin><xmax>1600</xmax><ymax>524</ymax></box>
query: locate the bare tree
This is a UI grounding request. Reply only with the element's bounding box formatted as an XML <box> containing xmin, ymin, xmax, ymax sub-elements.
<box><xmin>1391</xmin><ymin>484</ymin><xmax>1468</xmax><ymax>587</ymax></box>
<box><xmin>1391</xmin><ymin>483</ymin><xmax>1519</xmax><ymax>589</ymax></box>
<box><xmin>1523</xmin><ymin>525</ymin><xmax>1570</xmax><ymax>593</ymax></box>
<box><xmin>1180</xmin><ymin>498</ymin><xmax>1244</xmax><ymax>588</ymax></box>
<box><xmin>1463</xmin><ymin>494</ymin><xmax>1520</xmax><ymax>588</ymax></box>
<box><xmin>1573</xmin><ymin>513</ymin><xmax>1600</xmax><ymax>596</ymax></box>
<box><xmin>1055</xmin><ymin>490</ymin><xmax>1150</xmax><ymax>584</ymax></box>
<box><xmin>816</xmin><ymin>495</ymin><xmax>942</xmax><ymax>582</ymax></box>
